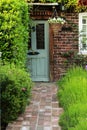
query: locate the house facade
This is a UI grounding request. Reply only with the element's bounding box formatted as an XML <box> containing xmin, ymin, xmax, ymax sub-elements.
<box><xmin>27</xmin><ymin>3</ymin><xmax>87</xmax><ymax>81</ymax></box>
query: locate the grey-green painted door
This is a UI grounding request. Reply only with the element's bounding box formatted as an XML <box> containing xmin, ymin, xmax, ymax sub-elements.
<box><xmin>27</xmin><ymin>21</ymin><xmax>49</xmax><ymax>81</ymax></box>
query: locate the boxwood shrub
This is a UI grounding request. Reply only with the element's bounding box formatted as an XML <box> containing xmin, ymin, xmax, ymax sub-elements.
<box><xmin>0</xmin><ymin>64</ymin><xmax>33</xmax><ymax>129</ymax></box>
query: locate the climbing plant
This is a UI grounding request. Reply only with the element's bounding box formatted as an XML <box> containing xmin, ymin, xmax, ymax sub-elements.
<box><xmin>58</xmin><ymin>0</ymin><xmax>87</xmax><ymax>12</ymax></box>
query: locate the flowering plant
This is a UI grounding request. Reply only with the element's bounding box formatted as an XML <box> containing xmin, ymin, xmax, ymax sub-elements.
<box><xmin>85</xmin><ymin>65</ymin><xmax>87</xmax><ymax>70</ymax></box>
<box><xmin>48</xmin><ymin>17</ymin><xmax>65</xmax><ymax>24</ymax></box>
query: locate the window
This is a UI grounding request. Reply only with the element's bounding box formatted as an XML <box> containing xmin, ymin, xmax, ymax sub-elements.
<box><xmin>79</xmin><ymin>13</ymin><xmax>87</xmax><ymax>54</ymax></box>
<box><xmin>36</xmin><ymin>24</ymin><xmax>45</xmax><ymax>49</ymax></box>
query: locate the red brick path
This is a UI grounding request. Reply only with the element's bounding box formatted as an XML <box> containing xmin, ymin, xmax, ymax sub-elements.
<box><xmin>6</xmin><ymin>82</ymin><xmax>63</xmax><ymax>130</ymax></box>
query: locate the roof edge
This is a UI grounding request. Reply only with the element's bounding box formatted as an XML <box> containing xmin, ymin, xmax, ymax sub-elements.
<box><xmin>28</xmin><ymin>3</ymin><xmax>58</xmax><ymax>6</ymax></box>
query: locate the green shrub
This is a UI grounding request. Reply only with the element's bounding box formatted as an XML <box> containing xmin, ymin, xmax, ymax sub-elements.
<box><xmin>0</xmin><ymin>64</ymin><xmax>33</xmax><ymax>128</ymax></box>
<box><xmin>0</xmin><ymin>0</ymin><xmax>30</xmax><ymax>67</ymax></box>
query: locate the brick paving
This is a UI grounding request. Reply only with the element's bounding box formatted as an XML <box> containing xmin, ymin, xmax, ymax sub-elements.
<box><xmin>6</xmin><ymin>82</ymin><xmax>63</xmax><ymax>130</ymax></box>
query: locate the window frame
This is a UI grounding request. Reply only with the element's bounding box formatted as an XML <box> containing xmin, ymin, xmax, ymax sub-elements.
<box><xmin>79</xmin><ymin>12</ymin><xmax>87</xmax><ymax>55</ymax></box>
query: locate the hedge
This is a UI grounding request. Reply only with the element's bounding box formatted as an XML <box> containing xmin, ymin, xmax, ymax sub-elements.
<box><xmin>0</xmin><ymin>0</ymin><xmax>30</xmax><ymax>67</ymax></box>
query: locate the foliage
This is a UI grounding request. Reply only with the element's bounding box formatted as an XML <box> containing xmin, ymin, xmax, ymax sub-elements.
<box><xmin>0</xmin><ymin>0</ymin><xmax>30</xmax><ymax>67</ymax></box>
<box><xmin>57</xmin><ymin>66</ymin><xmax>87</xmax><ymax>130</ymax></box>
<box><xmin>62</xmin><ymin>51</ymin><xmax>87</xmax><ymax>68</ymax></box>
<box><xmin>0</xmin><ymin>1</ymin><xmax>32</xmax><ymax>129</ymax></box>
<box><xmin>68</xmin><ymin>118</ymin><xmax>87</xmax><ymax>130</ymax></box>
<box><xmin>58</xmin><ymin>66</ymin><xmax>87</xmax><ymax>108</ymax></box>
<box><xmin>59</xmin><ymin>103</ymin><xmax>87</xmax><ymax>130</ymax></box>
<box><xmin>73</xmin><ymin>54</ymin><xmax>87</xmax><ymax>67</ymax></box>
<box><xmin>0</xmin><ymin>64</ymin><xmax>33</xmax><ymax>129</ymax></box>
<box><xmin>57</xmin><ymin>0</ymin><xmax>87</xmax><ymax>12</ymax></box>
<box><xmin>27</xmin><ymin>0</ymin><xmax>87</xmax><ymax>12</ymax></box>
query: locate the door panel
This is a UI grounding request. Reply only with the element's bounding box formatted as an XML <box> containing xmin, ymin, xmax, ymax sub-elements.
<box><xmin>27</xmin><ymin>21</ymin><xmax>49</xmax><ymax>81</ymax></box>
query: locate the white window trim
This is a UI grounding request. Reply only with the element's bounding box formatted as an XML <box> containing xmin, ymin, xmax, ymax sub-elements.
<box><xmin>79</xmin><ymin>12</ymin><xmax>87</xmax><ymax>55</ymax></box>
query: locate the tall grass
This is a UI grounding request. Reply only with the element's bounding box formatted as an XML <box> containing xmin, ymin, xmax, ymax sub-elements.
<box><xmin>68</xmin><ymin>118</ymin><xmax>87</xmax><ymax>130</ymax></box>
<box><xmin>57</xmin><ymin>66</ymin><xmax>87</xmax><ymax>130</ymax></box>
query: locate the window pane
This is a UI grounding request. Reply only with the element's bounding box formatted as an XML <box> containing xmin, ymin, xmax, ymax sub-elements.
<box><xmin>82</xmin><ymin>25</ymin><xmax>86</xmax><ymax>32</ymax></box>
<box><xmin>79</xmin><ymin>13</ymin><xmax>87</xmax><ymax>53</ymax></box>
<box><xmin>81</xmin><ymin>34</ymin><xmax>87</xmax><ymax>50</ymax></box>
<box><xmin>82</xmin><ymin>16</ymin><xmax>87</xmax><ymax>24</ymax></box>
<box><xmin>82</xmin><ymin>19</ymin><xmax>86</xmax><ymax>24</ymax></box>
<box><xmin>36</xmin><ymin>24</ymin><xmax>45</xmax><ymax>49</ymax></box>
<box><xmin>81</xmin><ymin>16</ymin><xmax>87</xmax><ymax>50</ymax></box>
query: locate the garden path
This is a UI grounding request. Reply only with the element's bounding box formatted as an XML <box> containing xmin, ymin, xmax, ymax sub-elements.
<box><xmin>6</xmin><ymin>82</ymin><xmax>63</xmax><ymax>130</ymax></box>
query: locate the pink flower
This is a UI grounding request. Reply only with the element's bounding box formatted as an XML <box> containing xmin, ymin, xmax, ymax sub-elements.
<box><xmin>22</xmin><ymin>87</ymin><xmax>26</xmax><ymax>92</ymax></box>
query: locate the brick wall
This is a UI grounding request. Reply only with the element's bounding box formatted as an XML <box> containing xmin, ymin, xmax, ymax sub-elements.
<box><xmin>49</xmin><ymin>13</ymin><xmax>78</xmax><ymax>81</ymax></box>
<box><xmin>30</xmin><ymin>11</ymin><xmax>79</xmax><ymax>81</ymax></box>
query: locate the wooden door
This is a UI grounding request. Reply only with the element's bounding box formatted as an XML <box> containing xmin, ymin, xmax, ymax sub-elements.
<box><xmin>27</xmin><ymin>21</ymin><xmax>49</xmax><ymax>81</ymax></box>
